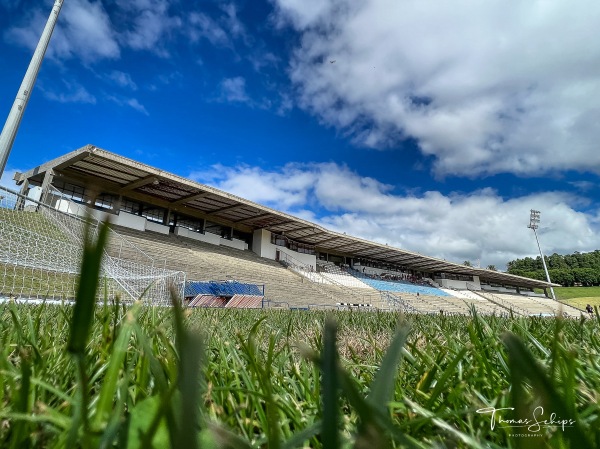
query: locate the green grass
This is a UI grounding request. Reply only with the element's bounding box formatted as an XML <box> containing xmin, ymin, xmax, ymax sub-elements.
<box><xmin>560</xmin><ymin>297</ymin><xmax>600</xmax><ymax>309</ymax></box>
<box><xmin>2</xmin><ymin>305</ymin><xmax>600</xmax><ymax>447</ymax></box>
<box><xmin>553</xmin><ymin>286</ymin><xmax>600</xmax><ymax>300</ymax></box>
<box><xmin>553</xmin><ymin>287</ymin><xmax>600</xmax><ymax>310</ymax></box>
<box><xmin>1</xmin><ymin>219</ymin><xmax>599</xmax><ymax>448</ymax></box>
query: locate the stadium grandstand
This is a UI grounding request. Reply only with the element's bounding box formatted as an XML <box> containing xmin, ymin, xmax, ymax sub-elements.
<box><xmin>1</xmin><ymin>144</ymin><xmax>584</xmax><ymax>317</ymax></box>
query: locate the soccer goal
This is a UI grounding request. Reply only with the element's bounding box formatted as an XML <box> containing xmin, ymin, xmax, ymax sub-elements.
<box><xmin>0</xmin><ymin>185</ymin><xmax>185</xmax><ymax>305</ymax></box>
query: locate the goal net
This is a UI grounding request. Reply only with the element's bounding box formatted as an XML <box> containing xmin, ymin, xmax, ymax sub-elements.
<box><xmin>0</xmin><ymin>185</ymin><xmax>185</xmax><ymax>305</ymax></box>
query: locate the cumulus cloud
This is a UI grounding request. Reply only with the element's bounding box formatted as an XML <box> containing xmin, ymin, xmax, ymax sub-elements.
<box><xmin>117</xmin><ymin>0</ymin><xmax>181</xmax><ymax>56</ymax></box>
<box><xmin>273</xmin><ymin>0</ymin><xmax>600</xmax><ymax>177</ymax></box>
<box><xmin>5</xmin><ymin>0</ymin><xmax>187</xmax><ymax>61</ymax></box>
<box><xmin>5</xmin><ymin>0</ymin><xmax>119</xmax><ymax>63</ymax></box>
<box><xmin>191</xmin><ymin>162</ymin><xmax>600</xmax><ymax>269</ymax></box>
<box><xmin>0</xmin><ymin>168</ymin><xmax>20</xmax><ymax>191</ymax></box>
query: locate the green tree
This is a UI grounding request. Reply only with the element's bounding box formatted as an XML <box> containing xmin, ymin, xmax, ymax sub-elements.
<box><xmin>506</xmin><ymin>250</ymin><xmax>600</xmax><ymax>283</ymax></box>
<box><xmin>548</xmin><ymin>253</ymin><xmax>567</xmax><ymax>269</ymax></box>
<box><xmin>573</xmin><ymin>268</ymin><xmax>598</xmax><ymax>286</ymax></box>
<box><xmin>548</xmin><ymin>269</ymin><xmax>574</xmax><ymax>287</ymax></box>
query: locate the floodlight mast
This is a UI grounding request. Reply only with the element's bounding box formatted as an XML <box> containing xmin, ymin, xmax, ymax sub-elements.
<box><xmin>528</xmin><ymin>209</ymin><xmax>556</xmax><ymax>300</ymax></box>
<box><xmin>0</xmin><ymin>0</ymin><xmax>64</xmax><ymax>178</ymax></box>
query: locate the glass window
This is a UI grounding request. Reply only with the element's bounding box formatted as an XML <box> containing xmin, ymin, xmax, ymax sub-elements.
<box><xmin>94</xmin><ymin>193</ymin><xmax>114</xmax><ymax>210</ymax></box>
<box><xmin>55</xmin><ymin>181</ymin><xmax>86</xmax><ymax>203</ymax></box>
<box><xmin>120</xmin><ymin>198</ymin><xmax>140</xmax><ymax>215</ymax></box>
<box><xmin>142</xmin><ymin>207</ymin><xmax>164</xmax><ymax>224</ymax></box>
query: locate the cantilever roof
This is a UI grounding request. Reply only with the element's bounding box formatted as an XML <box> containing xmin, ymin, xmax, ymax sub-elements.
<box><xmin>15</xmin><ymin>144</ymin><xmax>559</xmax><ymax>289</ymax></box>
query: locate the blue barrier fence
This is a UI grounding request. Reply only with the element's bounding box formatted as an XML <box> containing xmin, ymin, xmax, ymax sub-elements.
<box><xmin>185</xmin><ymin>280</ymin><xmax>264</xmax><ymax>297</ymax></box>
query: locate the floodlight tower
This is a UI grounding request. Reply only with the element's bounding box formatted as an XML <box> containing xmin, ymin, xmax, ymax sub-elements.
<box><xmin>528</xmin><ymin>209</ymin><xmax>556</xmax><ymax>300</ymax></box>
<box><xmin>0</xmin><ymin>0</ymin><xmax>64</xmax><ymax>178</ymax></box>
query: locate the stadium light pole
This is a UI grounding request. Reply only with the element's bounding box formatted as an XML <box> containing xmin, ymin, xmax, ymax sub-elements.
<box><xmin>0</xmin><ymin>0</ymin><xmax>64</xmax><ymax>179</ymax></box>
<box><xmin>528</xmin><ymin>209</ymin><xmax>556</xmax><ymax>300</ymax></box>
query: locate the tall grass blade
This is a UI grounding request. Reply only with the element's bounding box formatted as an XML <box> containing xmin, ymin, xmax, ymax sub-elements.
<box><xmin>367</xmin><ymin>324</ymin><xmax>410</xmax><ymax>413</ymax></box>
<box><xmin>68</xmin><ymin>219</ymin><xmax>110</xmax><ymax>355</ymax></box>
<box><xmin>321</xmin><ymin>318</ymin><xmax>340</xmax><ymax>449</ymax></box>
<box><xmin>9</xmin><ymin>351</ymin><xmax>31</xmax><ymax>449</ymax></box>
<box><xmin>502</xmin><ymin>332</ymin><xmax>593</xmax><ymax>449</ymax></box>
<box><xmin>171</xmin><ymin>290</ymin><xmax>203</xmax><ymax>449</ymax></box>
<box><xmin>92</xmin><ymin>304</ymin><xmax>140</xmax><ymax>430</ymax></box>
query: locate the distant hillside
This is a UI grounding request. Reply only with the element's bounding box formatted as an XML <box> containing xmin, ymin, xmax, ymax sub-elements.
<box><xmin>507</xmin><ymin>250</ymin><xmax>600</xmax><ymax>286</ymax></box>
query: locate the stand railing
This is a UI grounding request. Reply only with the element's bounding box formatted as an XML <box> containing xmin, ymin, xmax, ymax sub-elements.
<box><xmin>379</xmin><ymin>291</ymin><xmax>420</xmax><ymax>313</ymax></box>
<box><xmin>467</xmin><ymin>283</ymin><xmax>526</xmax><ymax>316</ymax></box>
<box><xmin>278</xmin><ymin>251</ymin><xmax>374</xmax><ymax>307</ymax></box>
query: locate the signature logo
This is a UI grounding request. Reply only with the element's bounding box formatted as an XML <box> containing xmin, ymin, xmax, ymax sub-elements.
<box><xmin>476</xmin><ymin>406</ymin><xmax>575</xmax><ymax>432</ymax></box>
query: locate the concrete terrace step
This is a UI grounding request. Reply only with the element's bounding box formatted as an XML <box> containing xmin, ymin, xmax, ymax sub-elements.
<box><xmin>108</xmin><ymin>225</ymin><xmax>343</xmax><ymax>308</ymax></box>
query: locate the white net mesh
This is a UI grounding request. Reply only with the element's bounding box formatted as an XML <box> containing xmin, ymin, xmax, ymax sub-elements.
<box><xmin>0</xmin><ymin>185</ymin><xmax>185</xmax><ymax>304</ymax></box>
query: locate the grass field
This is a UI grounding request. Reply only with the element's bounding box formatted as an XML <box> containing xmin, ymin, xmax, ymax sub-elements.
<box><xmin>1</xmin><ymin>219</ymin><xmax>599</xmax><ymax>448</ymax></box>
<box><xmin>553</xmin><ymin>286</ymin><xmax>600</xmax><ymax>309</ymax></box>
<box><xmin>2</xmin><ymin>302</ymin><xmax>599</xmax><ymax>448</ymax></box>
<box><xmin>554</xmin><ymin>286</ymin><xmax>600</xmax><ymax>299</ymax></box>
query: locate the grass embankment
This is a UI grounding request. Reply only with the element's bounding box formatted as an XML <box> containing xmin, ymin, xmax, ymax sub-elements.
<box><xmin>554</xmin><ymin>286</ymin><xmax>600</xmax><ymax>308</ymax></box>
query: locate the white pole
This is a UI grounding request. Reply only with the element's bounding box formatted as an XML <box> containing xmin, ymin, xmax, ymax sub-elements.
<box><xmin>533</xmin><ymin>227</ymin><xmax>556</xmax><ymax>300</ymax></box>
<box><xmin>0</xmin><ymin>0</ymin><xmax>64</xmax><ymax>177</ymax></box>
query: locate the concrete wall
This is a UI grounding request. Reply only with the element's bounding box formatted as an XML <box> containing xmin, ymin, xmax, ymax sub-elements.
<box><xmin>220</xmin><ymin>237</ymin><xmax>248</xmax><ymax>251</ymax></box>
<box><xmin>174</xmin><ymin>227</ymin><xmax>247</xmax><ymax>250</ymax></box>
<box><xmin>175</xmin><ymin>226</ymin><xmax>221</xmax><ymax>245</ymax></box>
<box><xmin>145</xmin><ymin>220</ymin><xmax>170</xmax><ymax>235</ymax></box>
<box><xmin>433</xmin><ymin>275</ymin><xmax>481</xmax><ymax>290</ymax></box>
<box><xmin>252</xmin><ymin>229</ymin><xmax>270</xmax><ymax>257</ymax></box>
<box><xmin>55</xmin><ymin>199</ymin><xmax>79</xmax><ymax>215</ymax></box>
<box><xmin>481</xmin><ymin>284</ymin><xmax>518</xmax><ymax>294</ymax></box>
<box><xmin>55</xmin><ymin>199</ymin><xmax>116</xmax><ymax>224</ymax></box>
<box><xmin>114</xmin><ymin>211</ymin><xmax>146</xmax><ymax>231</ymax></box>
<box><xmin>252</xmin><ymin>229</ymin><xmax>316</xmax><ymax>269</ymax></box>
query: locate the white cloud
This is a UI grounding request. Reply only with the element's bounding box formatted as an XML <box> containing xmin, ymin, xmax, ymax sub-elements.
<box><xmin>0</xmin><ymin>168</ymin><xmax>20</xmax><ymax>191</ymax></box>
<box><xmin>191</xmin><ymin>162</ymin><xmax>600</xmax><ymax>269</ymax></box>
<box><xmin>118</xmin><ymin>0</ymin><xmax>181</xmax><ymax>56</ymax></box>
<box><xmin>125</xmin><ymin>98</ymin><xmax>149</xmax><ymax>115</ymax></box>
<box><xmin>5</xmin><ymin>0</ymin><xmax>120</xmax><ymax>63</ymax></box>
<box><xmin>40</xmin><ymin>81</ymin><xmax>96</xmax><ymax>104</ymax></box>
<box><xmin>106</xmin><ymin>70</ymin><xmax>137</xmax><ymax>90</ymax></box>
<box><xmin>219</xmin><ymin>77</ymin><xmax>251</xmax><ymax>104</ymax></box>
<box><xmin>274</xmin><ymin>0</ymin><xmax>600</xmax><ymax>177</ymax></box>
<box><xmin>221</xmin><ymin>3</ymin><xmax>246</xmax><ymax>40</ymax></box>
<box><xmin>188</xmin><ymin>12</ymin><xmax>229</xmax><ymax>46</ymax></box>
<box><xmin>187</xmin><ymin>3</ymin><xmax>248</xmax><ymax>47</ymax></box>
<box><xmin>107</xmin><ymin>95</ymin><xmax>149</xmax><ymax>115</ymax></box>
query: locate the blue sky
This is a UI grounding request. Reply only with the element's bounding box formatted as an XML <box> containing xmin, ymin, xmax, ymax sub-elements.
<box><xmin>1</xmin><ymin>0</ymin><xmax>599</xmax><ymax>269</ymax></box>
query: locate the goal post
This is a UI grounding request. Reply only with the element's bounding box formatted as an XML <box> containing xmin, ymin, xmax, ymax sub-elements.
<box><xmin>0</xmin><ymin>185</ymin><xmax>185</xmax><ymax>304</ymax></box>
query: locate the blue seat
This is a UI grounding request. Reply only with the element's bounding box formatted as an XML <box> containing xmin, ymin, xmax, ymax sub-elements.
<box><xmin>349</xmin><ymin>272</ymin><xmax>449</xmax><ymax>297</ymax></box>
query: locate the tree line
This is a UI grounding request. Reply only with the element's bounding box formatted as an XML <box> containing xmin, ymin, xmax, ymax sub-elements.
<box><xmin>506</xmin><ymin>250</ymin><xmax>600</xmax><ymax>286</ymax></box>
